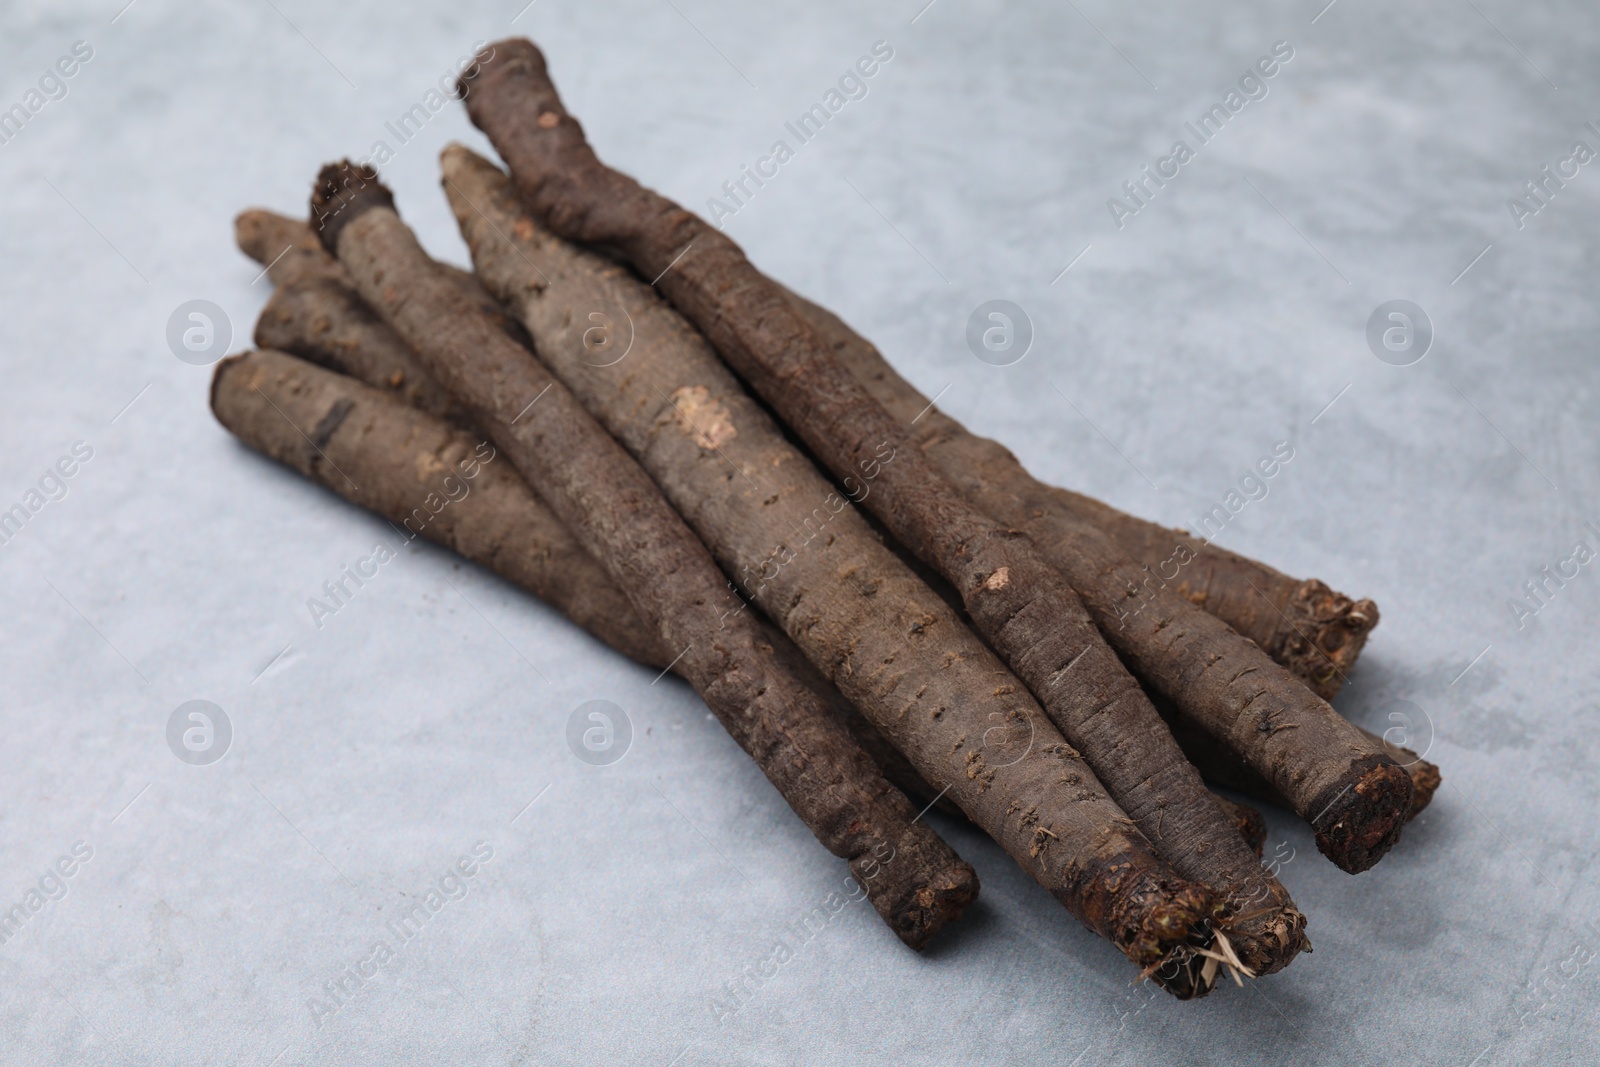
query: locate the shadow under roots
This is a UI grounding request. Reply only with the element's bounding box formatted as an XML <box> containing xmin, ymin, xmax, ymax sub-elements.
<box><xmin>919</xmin><ymin>896</ymin><xmax>1006</xmax><ymax>962</ymax></box>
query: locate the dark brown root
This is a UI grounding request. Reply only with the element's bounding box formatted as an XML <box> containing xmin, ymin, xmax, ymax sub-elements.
<box><xmin>1311</xmin><ymin>760</ymin><xmax>1414</xmax><ymax>874</ymax></box>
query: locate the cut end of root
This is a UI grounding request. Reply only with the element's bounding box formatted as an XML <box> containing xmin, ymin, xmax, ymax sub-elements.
<box><xmin>1283</xmin><ymin>580</ymin><xmax>1381</xmax><ymax>700</ymax></box>
<box><xmin>1220</xmin><ymin>903</ymin><xmax>1309</xmax><ymax>977</ymax></box>
<box><xmin>1125</xmin><ymin>882</ymin><xmax>1221</xmax><ymax>1000</ymax></box>
<box><xmin>852</xmin><ymin>825</ymin><xmax>980</xmax><ymax>952</ymax></box>
<box><xmin>309</xmin><ymin>160</ymin><xmax>396</xmax><ymax>254</ymax></box>
<box><xmin>1312</xmin><ymin>759</ymin><xmax>1413</xmax><ymax>874</ymax></box>
<box><xmin>1144</xmin><ymin>908</ymin><xmax>1304</xmax><ymax>993</ymax></box>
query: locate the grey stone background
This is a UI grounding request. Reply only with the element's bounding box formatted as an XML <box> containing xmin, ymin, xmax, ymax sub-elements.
<box><xmin>1</xmin><ymin>0</ymin><xmax>1596</xmax><ymax>1063</ymax></box>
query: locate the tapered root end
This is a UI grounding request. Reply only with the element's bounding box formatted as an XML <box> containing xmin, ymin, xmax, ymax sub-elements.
<box><xmin>235</xmin><ymin>209</ymin><xmax>278</xmax><ymax>264</ymax></box>
<box><xmin>1313</xmin><ymin>760</ymin><xmax>1413</xmax><ymax>873</ymax></box>
<box><xmin>852</xmin><ymin>823</ymin><xmax>979</xmax><ymax>952</ymax></box>
<box><xmin>440</xmin><ymin>142</ymin><xmax>481</xmax><ymax>177</ymax></box>
<box><xmin>456</xmin><ymin>37</ymin><xmax>549</xmax><ymax>104</ymax></box>
<box><xmin>310</xmin><ymin>160</ymin><xmax>396</xmax><ymax>253</ymax></box>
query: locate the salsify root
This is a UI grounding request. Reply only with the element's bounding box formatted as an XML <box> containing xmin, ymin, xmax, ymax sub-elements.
<box><xmin>310</xmin><ymin>161</ymin><xmax>1223</xmax><ymax>993</ymax></box>
<box><xmin>214</xmin><ymin>343</ymin><xmax>974</xmax><ymax>949</ymax></box>
<box><xmin>455</xmin><ymin>44</ymin><xmax>1332</xmax><ymax>976</ymax></box>
<box><xmin>305</xmin><ymin>163</ymin><xmax>994</xmax><ymax>950</ymax></box>
<box><xmin>233</xmin><ymin>221</ymin><xmax>1281</xmax><ymax>863</ymax></box>
<box><xmin>789</xmin><ymin>293</ymin><xmax>1378</xmax><ymax>702</ymax></box>
<box><xmin>1156</xmin><ymin>700</ymin><xmax>1440</xmax><ymax>822</ymax></box>
<box><xmin>437</xmin><ymin>141</ymin><xmax>1290</xmax><ymax>981</ymax></box>
<box><xmin>240</xmin><ymin>208</ymin><xmax>484</xmax><ymax>426</ymax></box>
<box><xmin>458</xmin><ymin>39</ymin><xmax>1411</xmax><ymax>883</ymax></box>
<box><xmin>211</xmin><ymin>347</ymin><xmax>664</xmax><ymax>669</ymax></box>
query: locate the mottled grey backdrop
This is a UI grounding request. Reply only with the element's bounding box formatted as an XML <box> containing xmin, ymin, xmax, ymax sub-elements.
<box><xmin>0</xmin><ymin>0</ymin><xmax>1595</xmax><ymax>1063</ymax></box>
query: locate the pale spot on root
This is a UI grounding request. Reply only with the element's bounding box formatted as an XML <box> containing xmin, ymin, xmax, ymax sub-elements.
<box><xmin>669</xmin><ymin>385</ymin><xmax>738</xmax><ymax>450</ymax></box>
<box><xmin>982</xmin><ymin>567</ymin><xmax>1010</xmax><ymax>591</ymax></box>
<box><xmin>513</xmin><ymin>217</ymin><xmax>535</xmax><ymax>241</ymax></box>
<box><xmin>414</xmin><ymin>450</ymin><xmax>448</xmax><ymax>478</ymax></box>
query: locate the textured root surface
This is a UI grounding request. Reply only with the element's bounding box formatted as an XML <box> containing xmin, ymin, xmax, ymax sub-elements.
<box><xmin>439</xmin><ymin>131</ymin><xmax>1223</xmax><ymax>986</ymax></box>
<box><xmin>1156</xmin><ymin>695</ymin><xmax>1440</xmax><ymax>824</ymax></box>
<box><xmin>788</xmin><ymin>289</ymin><xmax>1381</xmax><ymax>702</ymax></box>
<box><xmin>313</xmin><ymin>169</ymin><xmax>992</xmax><ymax>947</ymax></box>
<box><xmin>1274</xmin><ymin>579</ymin><xmax>1382</xmax><ymax>701</ymax></box>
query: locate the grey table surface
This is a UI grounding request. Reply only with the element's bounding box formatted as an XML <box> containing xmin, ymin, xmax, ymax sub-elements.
<box><xmin>2</xmin><ymin>0</ymin><xmax>1597</xmax><ymax>1063</ymax></box>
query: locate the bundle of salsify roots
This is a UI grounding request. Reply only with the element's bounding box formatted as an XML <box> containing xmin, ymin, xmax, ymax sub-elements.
<box><xmin>212</xmin><ymin>37</ymin><xmax>1441</xmax><ymax>999</ymax></box>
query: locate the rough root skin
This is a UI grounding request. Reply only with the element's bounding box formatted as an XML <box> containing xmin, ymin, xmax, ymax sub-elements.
<box><xmin>437</xmin><ymin>132</ymin><xmax>1238</xmax><ymax>988</ymax></box>
<box><xmin>1213</xmin><ymin>794</ymin><xmax>1268</xmax><ymax>859</ymax></box>
<box><xmin>310</xmin><ymin>177</ymin><xmax>985</xmax><ymax>950</ymax></box>
<box><xmin>1152</xmin><ymin>691</ymin><xmax>1441</xmax><ymax>825</ymax></box>
<box><xmin>1276</xmin><ymin>580</ymin><xmax>1382</xmax><ymax>701</ymax></box>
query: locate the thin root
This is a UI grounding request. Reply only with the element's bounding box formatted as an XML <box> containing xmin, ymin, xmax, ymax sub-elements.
<box><xmin>1191</xmin><ymin>929</ymin><xmax>1257</xmax><ymax>988</ymax></box>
